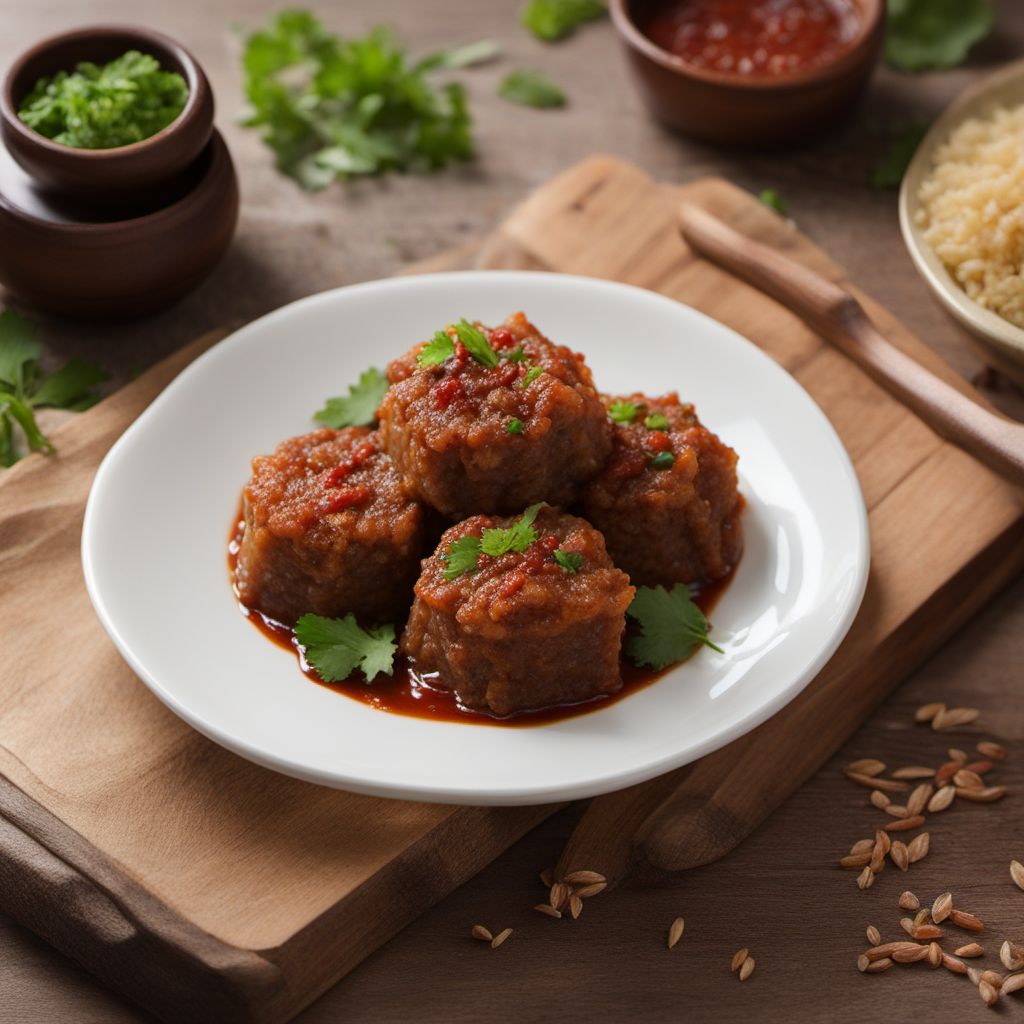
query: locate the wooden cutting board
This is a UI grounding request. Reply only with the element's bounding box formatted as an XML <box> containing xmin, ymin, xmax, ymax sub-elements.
<box><xmin>1</xmin><ymin>156</ymin><xmax>1021</xmax><ymax>1024</ymax></box>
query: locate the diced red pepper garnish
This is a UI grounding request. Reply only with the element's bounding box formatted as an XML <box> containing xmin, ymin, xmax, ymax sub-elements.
<box><xmin>433</xmin><ymin>376</ymin><xmax>464</xmax><ymax>409</ymax></box>
<box><xmin>320</xmin><ymin>485</ymin><xmax>371</xmax><ymax>513</ymax></box>
<box><xmin>647</xmin><ymin>430</ymin><xmax>672</xmax><ymax>453</ymax></box>
<box><xmin>490</xmin><ymin>327</ymin><xmax>514</xmax><ymax>349</ymax></box>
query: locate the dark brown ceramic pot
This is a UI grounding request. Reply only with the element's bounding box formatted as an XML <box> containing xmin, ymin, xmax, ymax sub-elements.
<box><xmin>610</xmin><ymin>0</ymin><xmax>884</xmax><ymax>146</ymax></box>
<box><xmin>0</xmin><ymin>25</ymin><xmax>214</xmax><ymax>200</ymax></box>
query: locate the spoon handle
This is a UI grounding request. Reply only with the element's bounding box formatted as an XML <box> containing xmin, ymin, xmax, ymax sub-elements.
<box><xmin>679</xmin><ymin>203</ymin><xmax>1024</xmax><ymax>489</ymax></box>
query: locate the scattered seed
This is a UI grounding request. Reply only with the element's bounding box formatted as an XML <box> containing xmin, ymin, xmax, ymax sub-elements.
<box><xmin>870</xmin><ymin>790</ymin><xmax>891</xmax><ymax>810</ymax></box>
<box><xmin>569</xmin><ymin>895</ymin><xmax>583</xmax><ymax>920</ymax></box>
<box><xmin>858</xmin><ymin>865</ymin><xmax>875</xmax><ymax>890</ymax></box>
<box><xmin>968</xmin><ymin>966</ymin><xmax>983</xmax><ymax>986</ymax></box>
<box><xmin>935</xmin><ymin>762</ymin><xmax>961</xmax><ymax>786</ymax></box>
<box><xmin>899</xmin><ymin>891</ymin><xmax>920</xmax><ymax>911</ymax></box>
<box><xmin>490</xmin><ymin>927</ymin><xmax>512</xmax><ymax>949</ymax></box>
<box><xmin>885</xmin><ymin>805</ymin><xmax>910</xmax><ymax>819</ymax></box>
<box><xmin>892</xmin><ymin>766</ymin><xmax>937</xmax><ymax>780</ymax></box>
<box><xmin>1012</xmin><ymin>860</ymin><xmax>1024</xmax><ymax>891</ymax></box>
<box><xmin>575</xmin><ymin>882</ymin><xmax>607</xmax><ymax>898</ymax></box>
<box><xmin>916</xmin><ymin>702</ymin><xmax>945</xmax><ymax>722</ymax></box>
<box><xmin>977</xmin><ymin>741</ymin><xmax>1006</xmax><ymax>761</ymax></box>
<box><xmin>841</xmin><ymin>852</ymin><xmax>873</xmax><ymax>869</ymax></box>
<box><xmin>907</xmin><ymin>784</ymin><xmax>933</xmax><ymax>817</ymax></box>
<box><xmin>668</xmin><ymin>917</ymin><xmax>685</xmax><ymax>949</ymax></box>
<box><xmin>867</xmin><ymin>941</ymin><xmax>920</xmax><ymax>961</ymax></box>
<box><xmin>849</xmin><ymin>773</ymin><xmax>908</xmax><ymax>793</ymax></box>
<box><xmin>954</xmin><ymin>769</ymin><xmax>984</xmax><ymax>790</ymax></box>
<box><xmin>950</xmin><ymin>909</ymin><xmax>985</xmax><ymax>932</ymax></box>
<box><xmin>534</xmin><ymin>904</ymin><xmax>562</xmax><ymax>919</ymax></box>
<box><xmin>866</xmin><ymin>957</ymin><xmax>893</xmax><ymax>973</ymax></box>
<box><xmin>1004</xmin><ymin>973</ymin><xmax>1024</xmax><ymax>995</ymax></box>
<box><xmin>1000</xmin><ymin>941</ymin><xmax>1024</xmax><ymax>972</ymax></box>
<box><xmin>978</xmin><ymin>980</ymin><xmax>998</xmax><ymax>1007</ymax></box>
<box><xmin>870</xmin><ymin>834</ymin><xmax>887</xmax><ymax>872</ymax></box>
<box><xmin>564</xmin><ymin>870</ymin><xmax>606</xmax><ymax>886</ymax></box>
<box><xmin>731</xmin><ymin>948</ymin><xmax>749</xmax><ymax>971</ymax></box>
<box><xmin>893</xmin><ymin>944</ymin><xmax>930</xmax><ymax>963</ymax></box>
<box><xmin>933</xmin><ymin>707</ymin><xmax>980</xmax><ymax>731</ymax></box>
<box><xmin>956</xmin><ymin>786</ymin><xmax>1006</xmax><ymax>803</ymax></box>
<box><xmin>965</xmin><ymin>760</ymin><xmax>994</xmax><ymax>776</ymax></box>
<box><xmin>857</xmin><ymin>953</ymin><xmax>870</xmax><ymax>973</ymax></box>
<box><xmin>472</xmin><ymin>924</ymin><xmax>493</xmax><ymax>942</ymax></box>
<box><xmin>847</xmin><ymin>759</ymin><xmax>886</xmax><ymax>777</ymax></box>
<box><xmin>884</xmin><ymin>815</ymin><xmax>926</xmax><ymax>832</ymax></box>
<box><xmin>900</xmin><ymin>918</ymin><xmax>915</xmax><ymax>936</ymax></box>
<box><xmin>875</xmin><ymin>830</ymin><xmax>892</xmax><ymax>856</ymax></box>
<box><xmin>943</xmin><ymin>953</ymin><xmax>968</xmax><ymax>974</ymax></box>
<box><xmin>850</xmin><ymin>838</ymin><xmax>875</xmax><ymax>856</ymax></box>
<box><xmin>913</xmin><ymin>924</ymin><xmax>944</xmax><ymax>941</ymax></box>
<box><xmin>932</xmin><ymin>892</ymin><xmax>954</xmax><ymax>923</ymax></box>
<box><xmin>956</xmin><ymin>943</ymin><xmax>985</xmax><ymax>958</ymax></box>
<box><xmin>948</xmin><ymin>748</ymin><xmax>968</xmax><ymax>764</ymax></box>
<box><xmin>981</xmin><ymin>970</ymin><xmax>1004</xmax><ymax>989</ymax></box>
<box><xmin>890</xmin><ymin>842</ymin><xmax>909</xmax><ymax>872</ymax></box>
<box><xmin>866</xmin><ymin>925</ymin><xmax>881</xmax><ymax>946</ymax></box>
<box><xmin>907</xmin><ymin>833</ymin><xmax>930</xmax><ymax>863</ymax></box>
<box><xmin>928</xmin><ymin>942</ymin><xmax>943</xmax><ymax>968</ymax></box>
<box><xmin>539</xmin><ymin>867</ymin><xmax>553</xmax><ymax>888</ymax></box>
<box><xmin>928</xmin><ymin>786</ymin><xmax>956</xmax><ymax>813</ymax></box>
<box><xmin>549</xmin><ymin>883</ymin><xmax>569</xmax><ymax>910</ymax></box>
<box><xmin>739</xmin><ymin>956</ymin><xmax>756</xmax><ymax>981</ymax></box>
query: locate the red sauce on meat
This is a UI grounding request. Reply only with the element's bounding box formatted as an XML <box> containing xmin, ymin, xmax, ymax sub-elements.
<box><xmin>640</xmin><ymin>0</ymin><xmax>861</xmax><ymax>78</ymax></box>
<box><xmin>229</xmin><ymin>508</ymin><xmax>736</xmax><ymax>727</ymax></box>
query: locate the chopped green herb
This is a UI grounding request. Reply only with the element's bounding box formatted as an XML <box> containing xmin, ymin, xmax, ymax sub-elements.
<box><xmin>418</xmin><ymin>39</ymin><xmax>501</xmax><ymax>71</ymax></box>
<box><xmin>870</xmin><ymin>121</ymin><xmax>928</xmax><ymax>190</ymax></box>
<box><xmin>498</xmin><ymin>70</ymin><xmax>567</xmax><ymax>109</ymax></box>
<box><xmin>0</xmin><ymin>310</ymin><xmax>107</xmax><ymax>467</ymax></box>
<box><xmin>417</xmin><ymin>331</ymin><xmax>456</xmax><ymax>367</ymax></box>
<box><xmin>442</xmin><ymin>503</ymin><xmax>545</xmax><ymax>580</ymax></box>
<box><xmin>758</xmin><ymin>188</ymin><xmax>787</xmax><ymax>215</ymax></box>
<box><xmin>443</xmin><ymin>535</ymin><xmax>484</xmax><ymax>581</ymax></box>
<box><xmin>453</xmin><ymin>319</ymin><xmax>499</xmax><ymax>369</ymax></box>
<box><xmin>521</xmin><ymin>0</ymin><xmax>606</xmax><ymax>41</ymax></box>
<box><xmin>608</xmin><ymin>400</ymin><xmax>638</xmax><ymax>424</ymax></box>
<box><xmin>507</xmin><ymin>346</ymin><xmax>527</xmax><ymax>363</ymax></box>
<box><xmin>522</xmin><ymin>365</ymin><xmax>544</xmax><ymax>387</ymax></box>
<box><xmin>294</xmin><ymin>613</ymin><xmax>397</xmax><ymax>682</ymax></box>
<box><xmin>507</xmin><ymin>417</ymin><xmax>524</xmax><ymax>434</ymax></box>
<box><xmin>885</xmin><ymin>0</ymin><xmax>992</xmax><ymax>73</ymax></box>
<box><xmin>649</xmin><ymin>451</ymin><xmax>676</xmax><ymax>470</ymax></box>
<box><xmin>240</xmin><ymin>11</ymin><xmax>475</xmax><ymax>189</ymax></box>
<box><xmin>644</xmin><ymin>412</ymin><xmax>669</xmax><ymax>431</ymax></box>
<box><xmin>313</xmin><ymin>367</ymin><xmax>389</xmax><ymax>428</ymax></box>
<box><xmin>18</xmin><ymin>50</ymin><xmax>188</xmax><ymax>149</ymax></box>
<box><xmin>553</xmin><ymin>549</ymin><xmax>582</xmax><ymax>573</ymax></box>
<box><xmin>626</xmin><ymin>584</ymin><xmax>722</xmax><ymax>670</ymax></box>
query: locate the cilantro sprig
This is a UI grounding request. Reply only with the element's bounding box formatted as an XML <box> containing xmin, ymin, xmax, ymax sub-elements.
<box><xmin>442</xmin><ymin>503</ymin><xmax>544</xmax><ymax>580</ymax></box>
<box><xmin>0</xmin><ymin>310</ymin><xmax>107</xmax><ymax>467</ymax></box>
<box><xmin>314</xmin><ymin>367</ymin><xmax>389</xmax><ymax>428</ymax></box>
<box><xmin>498</xmin><ymin>70</ymin><xmax>567</xmax><ymax>109</ymax></box>
<box><xmin>453</xmin><ymin>320</ymin><xmax>499</xmax><ymax>368</ymax></box>
<box><xmin>626</xmin><ymin>584</ymin><xmax>722</xmax><ymax>670</ymax></box>
<box><xmin>885</xmin><ymin>0</ymin><xmax>992</xmax><ymax>73</ymax></box>
<box><xmin>521</xmin><ymin>0</ymin><xmax>606</xmax><ymax>41</ymax></box>
<box><xmin>553</xmin><ymin>549</ymin><xmax>582</xmax><ymax>573</ymax></box>
<box><xmin>294</xmin><ymin>613</ymin><xmax>397</xmax><ymax>682</ymax></box>
<box><xmin>644</xmin><ymin>412</ymin><xmax>669</xmax><ymax>430</ymax></box>
<box><xmin>608</xmin><ymin>400</ymin><xmax>638</xmax><ymax>424</ymax></box>
<box><xmin>417</xmin><ymin>331</ymin><xmax>456</xmax><ymax>367</ymax></box>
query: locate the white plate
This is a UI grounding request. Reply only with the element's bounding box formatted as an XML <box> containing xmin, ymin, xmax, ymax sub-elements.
<box><xmin>82</xmin><ymin>271</ymin><xmax>869</xmax><ymax>806</ymax></box>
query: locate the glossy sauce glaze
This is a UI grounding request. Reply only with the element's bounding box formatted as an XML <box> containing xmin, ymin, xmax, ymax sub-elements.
<box><xmin>229</xmin><ymin>510</ymin><xmax>735</xmax><ymax>728</ymax></box>
<box><xmin>640</xmin><ymin>0</ymin><xmax>862</xmax><ymax>78</ymax></box>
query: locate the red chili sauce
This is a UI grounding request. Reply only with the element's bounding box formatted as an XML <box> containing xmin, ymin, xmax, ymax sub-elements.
<box><xmin>639</xmin><ymin>0</ymin><xmax>862</xmax><ymax>78</ymax></box>
<box><xmin>228</xmin><ymin>509</ymin><xmax>736</xmax><ymax>728</ymax></box>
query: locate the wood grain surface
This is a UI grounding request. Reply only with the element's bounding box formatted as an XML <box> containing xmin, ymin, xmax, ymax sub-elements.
<box><xmin>2</xmin><ymin>2</ymin><xmax>1024</xmax><ymax>1022</ymax></box>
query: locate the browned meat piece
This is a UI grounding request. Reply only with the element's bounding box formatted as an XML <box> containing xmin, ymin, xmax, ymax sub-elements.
<box><xmin>403</xmin><ymin>506</ymin><xmax>634</xmax><ymax>717</ymax></box>
<box><xmin>581</xmin><ymin>393</ymin><xmax>741</xmax><ymax>586</ymax></box>
<box><xmin>378</xmin><ymin>312</ymin><xmax>612</xmax><ymax>519</ymax></box>
<box><xmin>235</xmin><ymin>427</ymin><xmax>425</xmax><ymax>625</ymax></box>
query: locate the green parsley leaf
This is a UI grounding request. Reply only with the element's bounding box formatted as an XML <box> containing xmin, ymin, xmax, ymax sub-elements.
<box><xmin>650</xmin><ymin>451</ymin><xmax>676</xmax><ymax>470</ymax></box>
<box><xmin>18</xmin><ymin>50</ymin><xmax>188</xmax><ymax>149</ymax></box>
<box><xmin>241</xmin><ymin>13</ymin><xmax>475</xmax><ymax>189</ymax></box>
<box><xmin>553</xmin><ymin>549</ymin><xmax>582</xmax><ymax>573</ymax></box>
<box><xmin>443</xmin><ymin>535</ymin><xmax>483</xmax><ymax>581</ymax></box>
<box><xmin>0</xmin><ymin>310</ymin><xmax>42</xmax><ymax>389</ymax></box>
<box><xmin>417</xmin><ymin>331</ymin><xmax>456</xmax><ymax>367</ymax></box>
<box><xmin>626</xmin><ymin>584</ymin><xmax>722</xmax><ymax>670</ymax></box>
<box><xmin>479</xmin><ymin>502</ymin><xmax>543</xmax><ymax>557</ymax></box>
<box><xmin>294</xmin><ymin>613</ymin><xmax>397</xmax><ymax>682</ymax></box>
<box><xmin>870</xmin><ymin>121</ymin><xmax>928</xmax><ymax>190</ymax></box>
<box><xmin>885</xmin><ymin>0</ymin><xmax>992</xmax><ymax>73</ymax></box>
<box><xmin>758</xmin><ymin>188</ymin><xmax>787</xmax><ymax>215</ymax></box>
<box><xmin>522</xmin><ymin>365</ymin><xmax>543</xmax><ymax>387</ymax></box>
<box><xmin>608</xmin><ymin>400</ymin><xmax>638</xmax><ymax>424</ymax></box>
<box><xmin>30</xmin><ymin>360</ymin><xmax>109</xmax><ymax>409</ymax></box>
<box><xmin>418</xmin><ymin>39</ymin><xmax>501</xmax><ymax>71</ymax></box>
<box><xmin>521</xmin><ymin>0</ymin><xmax>606</xmax><ymax>41</ymax></box>
<box><xmin>644</xmin><ymin>412</ymin><xmax>669</xmax><ymax>431</ymax></box>
<box><xmin>498</xmin><ymin>70</ymin><xmax>567</xmax><ymax>109</ymax></box>
<box><xmin>314</xmin><ymin>367</ymin><xmax>389</xmax><ymax>428</ymax></box>
<box><xmin>507</xmin><ymin>346</ymin><xmax>527</xmax><ymax>363</ymax></box>
<box><xmin>507</xmin><ymin>417</ymin><xmax>524</xmax><ymax>434</ymax></box>
<box><xmin>453</xmin><ymin>319</ymin><xmax>499</xmax><ymax>369</ymax></box>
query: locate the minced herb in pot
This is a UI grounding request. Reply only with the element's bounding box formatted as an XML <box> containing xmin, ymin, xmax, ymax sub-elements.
<box><xmin>18</xmin><ymin>50</ymin><xmax>188</xmax><ymax>149</ymax></box>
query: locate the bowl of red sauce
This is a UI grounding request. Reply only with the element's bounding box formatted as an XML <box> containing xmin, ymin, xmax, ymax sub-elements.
<box><xmin>611</xmin><ymin>0</ymin><xmax>884</xmax><ymax>145</ymax></box>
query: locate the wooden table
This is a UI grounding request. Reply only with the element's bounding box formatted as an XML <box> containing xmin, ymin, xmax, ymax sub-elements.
<box><xmin>3</xmin><ymin>2</ymin><xmax>1022</xmax><ymax>1021</ymax></box>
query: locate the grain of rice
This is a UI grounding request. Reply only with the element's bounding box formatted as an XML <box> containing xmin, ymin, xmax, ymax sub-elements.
<box><xmin>899</xmin><ymin>891</ymin><xmax>920</xmax><ymax>911</ymax></box>
<box><xmin>956</xmin><ymin>786</ymin><xmax>1006</xmax><ymax>803</ymax></box>
<box><xmin>866</xmin><ymin>957</ymin><xmax>893</xmax><ymax>973</ymax></box>
<box><xmin>892</xmin><ymin>766</ymin><xmax>936</xmax><ymax>780</ymax></box>
<box><xmin>948</xmin><ymin>748</ymin><xmax>968</xmax><ymax>765</ymax></box>
<box><xmin>893</xmin><ymin>944</ymin><xmax>930</xmax><ymax>963</ymax></box>
<box><xmin>977</xmin><ymin>741</ymin><xmax>1006</xmax><ymax>761</ymax></box>
<box><xmin>575</xmin><ymin>882</ymin><xmax>607</xmax><ymax>898</ymax></box>
<box><xmin>1000</xmin><ymin>941</ymin><xmax>1024</xmax><ymax>971</ymax></box>
<box><xmin>1004</xmin><ymin>972</ymin><xmax>1024</xmax><ymax>995</ymax></box>
<box><xmin>956</xmin><ymin>943</ymin><xmax>985</xmax><ymax>958</ymax></box>
<box><xmin>534</xmin><ymin>904</ymin><xmax>562</xmax><ymax>919</ymax></box>
<box><xmin>915</xmin><ymin>702</ymin><xmax>945</xmax><ymax>723</ymax></box>
<box><xmin>927</xmin><ymin>942</ymin><xmax>943</xmax><ymax>968</ymax></box>
<box><xmin>884</xmin><ymin>815</ymin><xmax>926</xmax><ymax>832</ymax></box>
<box><xmin>846</xmin><ymin>759</ymin><xmax>886</xmax><ymax>777</ymax></box>
<box><xmin>739</xmin><ymin>956</ymin><xmax>756</xmax><ymax>981</ymax></box>
<box><xmin>569</xmin><ymin>895</ymin><xmax>583</xmax><ymax>920</ymax></box>
<box><xmin>979</xmin><ymin>980</ymin><xmax>999</xmax><ymax>1007</ymax></box>
<box><xmin>932</xmin><ymin>707</ymin><xmax>981</xmax><ymax>731</ymax></box>
<box><xmin>490</xmin><ymin>927</ymin><xmax>513</xmax><ymax>949</ymax></box>
<box><xmin>731</xmin><ymin>947</ymin><xmax>749</xmax><ymax>971</ymax></box>
<box><xmin>907</xmin><ymin>784</ymin><xmax>933</xmax><ymax>817</ymax></box>
<box><xmin>668</xmin><ymin>917</ymin><xmax>685</xmax><ymax>949</ymax></box>
<box><xmin>1012</xmin><ymin>860</ymin><xmax>1024</xmax><ymax>891</ymax></box>
<box><xmin>564</xmin><ymin>870</ymin><xmax>605</xmax><ymax>885</ymax></box>
<box><xmin>890</xmin><ymin>842</ymin><xmax>909</xmax><ymax>872</ymax></box>
<box><xmin>907</xmin><ymin>833</ymin><xmax>930</xmax><ymax>863</ymax></box>
<box><xmin>848</xmin><ymin>773</ymin><xmax>908</xmax><ymax>793</ymax></box>
<box><xmin>950</xmin><ymin>909</ymin><xmax>985</xmax><ymax>932</ymax></box>
<box><xmin>866</xmin><ymin>925</ymin><xmax>881</xmax><ymax>946</ymax></box>
<box><xmin>870</xmin><ymin>790</ymin><xmax>891</xmax><ymax>810</ymax></box>
<box><xmin>472</xmin><ymin>925</ymin><xmax>493</xmax><ymax>941</ymax></box>
<box><xmin>944</xmin><ymin>953</ymin><xmax>969</xmax><ymax>974</ymax></box>
<box><xmin>928</xmin><ymin>786</ymin><xmax>956</xmax><ymax>813</ymax></box>
<box><xmin>932</xmin><ymin>892</ymin><xmax>953</xmax><ymax>923</ymax></box>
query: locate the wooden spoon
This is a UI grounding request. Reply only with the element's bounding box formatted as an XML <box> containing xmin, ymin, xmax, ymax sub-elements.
<box><xmin>678</xmin><ymin>203</ymin><xmax>1024</xmax><ymax>488</ymax></box>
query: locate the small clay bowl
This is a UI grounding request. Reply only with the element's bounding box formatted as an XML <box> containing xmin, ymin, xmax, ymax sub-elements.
<box><xmin>0</xmin><ymin>25</ymin><xmax>213</xmax><ymax>199</ymax></box>
<box><xmin>0</xmin><ymin>129</ymin><xmax>238</xmax><ymax>319</ymax></box>
<box><xmin>610</xmin><ymin>0</ymin><xmax>884</xmax><ymax>146</ymax></box>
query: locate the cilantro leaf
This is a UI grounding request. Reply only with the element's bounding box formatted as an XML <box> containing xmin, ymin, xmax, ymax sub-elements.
<box><xmin>443</xmin><ymin>535</ymin><xmax>483</xmax><ymax>581</ymax></box>
<box><xmin>626</xmin><ymin>585</ymin><xmax>722</xmax><ymax>670</ymax></box>
<box><xmin>553</xmin><ymin>549</ymin><xmax>582</xmax><ymax>573</ymax></box>
<box><xmin>418</xmin><ymin>39</ymin><xmax>501</xmax><ymax>71</ymax></box>
<box><xmin>758</xmin><ymin>188</ymin><xmax>787</xmax><ymax>215</ymax></box>
<box><xmin>498</xmin><ymin>70</ymin><xmax>567</xmax><ymax>109</ymax></box>
<box><xmin>521</xmin><ymin>0</ymin><xmax>606</xmax><ymax>41</ymax></box>
<box><xmin>644</xmin><ymin>412</ymin><xmax>669</xmax><ymax>430</ymax></box>
<box><xmin>522</xmin><ymin>365</ymin><xmax>543</xmax><ymax>387</ymax></box>
<box><xmin>453</xmin><ymin>319</ymin><xmax>499</xmax><ymax>369</ymax></box>
<box><xmin>0</xmin><ymin>311</ymin><xmax>42</xmax><ymax>389</ymax></box>
<box><xmin>294</xmin><ymin>613</ymin><xmax>397</xmax><ymax>682</ymax></box>
<box><xmin>885</xmin><ymin>0</ymin><xmax>993</xmax><ymax>73</ymax></box>
<box><xmin>417</xmin><ymin>331</ymin><xmax>456</xmax><ymax>367</ymax></box>
<box><xmin>608</xmin><ymin>400</ymin><xmax>638</xmax><ymax>424</ymax></box>
<box><xmin>314</xmin><ymin>367</ymin><xmax>389</xmax><ymax>428</ymax></box>
<box><xmin>870</xmin><ymin>121</ymin><xmax>928</xmax><ymax>190</ymax></box>
<box><xmin>507</xmin><ymin>417</ymin><xmax>524</xmax><ymax>434</ymax></box>
<box><xmin>30</xmin><ymin>360</ymin><xmax>109</xmax><ymax>408</ymax></box>
<box><xmin>480</xmin><ymin>502</ymin><xmax>543</xmax><ymax>557</ymax></box>
<box><xmin>507</xmin><ymin>346</ymin><xmax>527</xmax><ymax>363</ymax></box>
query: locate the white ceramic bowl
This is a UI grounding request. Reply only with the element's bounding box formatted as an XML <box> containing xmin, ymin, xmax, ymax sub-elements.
<box><xmin>900</xmin><ymin>59</ymin><xmax>1024</xmax><ymax>386</ymax></box>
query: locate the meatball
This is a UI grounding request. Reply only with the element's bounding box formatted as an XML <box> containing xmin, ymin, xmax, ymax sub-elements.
<box><xmin>403</xmin><ymin>507</ymin><xmax>634</xmax><ymax>717</ymax></box>
<box><xmin>581</xmin><ymin>393</ymin><xmax>741</xmax><ymax>587</ymax></box>
<box><xmin>235</xmin><ymin>428</ymin><xmax>425</xmax><ymax>626</ymax></box>
<box><xmin>378</xmin><ymin>312</ymin><xmax>612</xmax><ymax>518</ymax></box>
